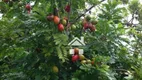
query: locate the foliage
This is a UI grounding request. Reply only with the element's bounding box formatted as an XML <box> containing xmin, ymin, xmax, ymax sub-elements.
<box><xmin>0</xmin><ymin>0</ymin><xmax>142</xmax><ymax>80</ymax></box>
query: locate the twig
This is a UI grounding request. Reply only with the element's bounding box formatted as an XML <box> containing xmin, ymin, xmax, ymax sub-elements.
<box><xmin>128</xmin><ymin>9</ymin><xmax>138</xmax><ymax>27</ymax></box>
<box><xmin>66</xmin><ymin>0</ymin><xmax>71</xmax><ymax>34</ymax></box>
<box><xmin>73</xmin><ymin>5</ymin><xmax>95</xmax><ymax>24</ymax></box>
<box><xmin>70</xmin><ymin>0</ymin><xmax>106</xmax><ymax>25</ymax></box>
<box><xmin>113</xmin><ymin>69</ymin><xmax>128</xmax><ymax>72</ymax></box>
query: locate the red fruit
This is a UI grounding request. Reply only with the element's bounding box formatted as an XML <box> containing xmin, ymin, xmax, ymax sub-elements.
<box><xmin>91</xmin><ymin>61</ymin><xmax>94</xmax><ymax>65</ymax></box>
<box><xmin>58</xmin><ymin>24</ymin><xmax>64</xmax><ymax>31</ymax></box>
<box><xmin>54</xmin><ymin>16</ymin><xmax>60</xmax><ymax>24</ymax></box>
<box><xmin>83</xmin><ymin>22</ymin><xmax>89</xmax><ymax>29</ymax></box>
<box><xmin>89</xmin><ymin>25</ymin><xmax>96</xmax><ymax>31</ymax></box>
<box><xmin>65</xmin><ymin>5</ymin><xmax>70</xmax><ymax>12</ymax></box>
<box><xmin>25</xmin><ymin>4</ymin><xmax>31</xmax><ymax>10</ymax></box>
<box><xmin>72</xmin><ymin>55</ymin><xmax>79</xmax><ymax>62</ymax></box>
<box><xmin>88</xmin><ymin>23</ymin><xmax>93</xmax><ymax>28</ymax></box>
<box><xmin>74</xmin><ymin>48</ymin><xmax>79</xmax><ymax>55</ymax></box>
<box><xmin>47</xmin><ymin>14</ymin><xmax>54</xmax><ymax>21</ymax></box>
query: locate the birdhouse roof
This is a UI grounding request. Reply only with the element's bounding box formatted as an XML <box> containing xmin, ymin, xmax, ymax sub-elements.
<box><xmin>68</xmin><ymin>37</ymin><xmax>85</xmax><ymax>46</ymax></box>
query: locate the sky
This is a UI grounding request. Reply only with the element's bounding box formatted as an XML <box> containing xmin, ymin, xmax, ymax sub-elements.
<box><xmin>140</xmin><ymin>0</ymin><xmax>142</xmax><ymax>4</ymax></box>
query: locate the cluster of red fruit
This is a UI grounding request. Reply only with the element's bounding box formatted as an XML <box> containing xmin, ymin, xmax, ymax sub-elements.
<box><xmin>82</xmin><ymin>16</ymin><xmax>97</xmax><ymax>32</ymax></box>
<box><xmin>72</xmin><ymin>48</ymin><xmax>94</xmax><ymax>65</ymax></box>
<box><xmin>46</xmin><ymin>4</ymin><xmax>70</xmax><ymax>32</ymax></box>
<box><xmin>47</xmin><ymin>14</ymin><xmax>68</xmax><ymax>32</ymax></box>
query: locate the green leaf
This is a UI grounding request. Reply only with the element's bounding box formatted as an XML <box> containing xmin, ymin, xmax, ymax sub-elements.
<box><xmin>72</xmin><ymin>78</ymin><xmax>79</xmax><ymax>80</ymax></box>
<box><xmin>35</xmin><ymin>75</ymin><xmax>41</xmax><ymax>80</ymax></box>
<box><xmin>56</xmin><ymin>46</ymin><xmax>65</xmax><ymax>62</ymax></box>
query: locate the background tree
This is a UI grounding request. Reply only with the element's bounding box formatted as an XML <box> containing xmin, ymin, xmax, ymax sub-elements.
<box><xmin>0</xmin><ymin>0</ymin><xmax>142</xmax><ymax>80</ymax></box>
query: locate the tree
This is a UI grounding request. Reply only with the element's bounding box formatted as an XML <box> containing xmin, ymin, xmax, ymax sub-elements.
<box><xmin>0</xmin><ymin>0</ymin><xmax>142</xmax><ymax>80</ymax></box>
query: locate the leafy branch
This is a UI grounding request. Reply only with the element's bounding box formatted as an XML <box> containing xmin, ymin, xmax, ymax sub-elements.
<box><xmin>70</xmin><ymin>0</ymin><xmax>106</xmax><ymax>25</ymax></box>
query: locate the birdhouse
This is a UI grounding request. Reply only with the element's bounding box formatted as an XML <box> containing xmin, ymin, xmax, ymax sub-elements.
<box><xmin>68</xmin><ymin>37</ymin><xmax>85</xmax><ymax>54</ymax></box>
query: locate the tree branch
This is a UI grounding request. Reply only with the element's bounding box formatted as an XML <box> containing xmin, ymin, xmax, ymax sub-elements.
<box><xmin>71</xmin><ymin>0</ymin><xmax>106</xmax><ymax>25</ymax></box>
<box><xmin>113</xmin><ymin>69</ymin><xmax>128</xmax><ymax>72</ymax></box>
<box><xmin>127</xmin><ymin>9</ymin><xmax>138</xmax><ymax>27</ymax></box>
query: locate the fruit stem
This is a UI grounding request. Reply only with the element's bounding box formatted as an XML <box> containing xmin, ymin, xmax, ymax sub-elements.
<box><xmin>66</xmin><ymin>0</ymin><xmax>71</xmax><ymax>35</ymax></box>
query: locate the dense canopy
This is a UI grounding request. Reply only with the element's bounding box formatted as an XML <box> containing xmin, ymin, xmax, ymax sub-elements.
<box><xmin>0</xmin><ymin>0</ymin><xmax>142</xmax><ymax>80</ymax></box>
